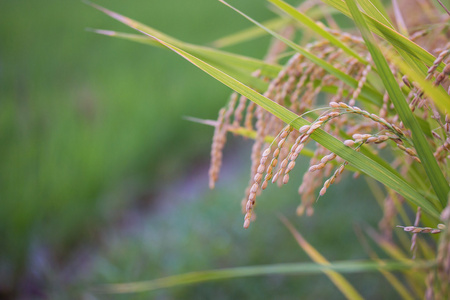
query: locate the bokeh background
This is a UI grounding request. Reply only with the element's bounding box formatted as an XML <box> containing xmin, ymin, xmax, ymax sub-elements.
<box><xmin>1</xmin><ymin>0</ymin><xmax>395</xmax><ymax>299</ymax></box>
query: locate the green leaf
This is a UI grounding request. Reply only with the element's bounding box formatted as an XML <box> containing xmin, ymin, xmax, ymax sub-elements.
<box><xmin>210</xmin><ymin>17</ymin><xmax>291</xmax><ymax>48</ymax></box>
<box><xmin>218</xmin><ymin>0</ymin><xmax>383</xmax><ymax>106</ymax></box>
<box><xmin>281</xmin><ymin>216</ymin><xmax>364</xmax><ymax>300</ymax></box>
<box><xmin>84</xmin><ymin>1</ymin><xmax>282</xmax><ymax>83</ymax></box>
<box><xmin>344</xmin><ymin>0</ymin><xmax>448</xmax><ymax>208</ymax></box>
<box><xmin>88</xmin><ymin>2</ymin><xmax>441</xmax><ymax>219</ymax></box>
<box><xmin>95</xmin><ymin>260</ymin><xmax>433</xmax><ymax>294</ymax></box>
<box><xmin>87</xmin><ymin>29</ymin><xmax>164</xmax><ymax>48</ymax></box>
<box><xmin>210</xmin><ymin>4</ymin><xmax>341</xmax><ymax>48</ymax></box>
<box><xmin>361</xmin><ymin>0</ymin><xmax>390</xmax><ymax>22</ymax></box>
<box><xmin>269</xmin><ymin>0</ymin><xmax>367</xmax><ymax>64</ymax></box>
<box><xmin>91</xmin><ymin>29</ymin><xmax>273</xmax><ymax>91</ymax></box>
<box><xmin>320</xmin><ymin>0</ymin><xmax>446</xmax><ymax>73</ymax></box>
<box><xmin>356</xmin><ymin>0</ymin><xmax>394</xmax><ymax>29</ymax></box>
<box><xmin>387</xmin><ymin>48</ymin><xmax>450</xmax><ymax>114</ymax></box>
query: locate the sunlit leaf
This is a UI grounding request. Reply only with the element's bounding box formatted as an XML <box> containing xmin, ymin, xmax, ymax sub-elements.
<box><xmin>320</xmin><ymin>0</ymin><xmax>446</xmax><ymax>73</ymax></box>
<box><xmin>344</xmin><ymin>0</ymin><xmax>448</xmax><ymax>208</ymax></box>
<box><xmin>269</xmin><ymin>0</ymin><xmax>367</xmax><ymax>64</ymax></box>
<box><xmin>280</xmin><ymin>216</ymin><xmax>364</xmax><ymax>300</ymax></box>
<box><xmin>218</xmin><ymin>0</ymin><xmax>383</xmax><ymax>106</ymax></box>
<box><xmin>88</xmin><ymin>1</ymin><xmax>441</xmax><ymax>219</ymax></box>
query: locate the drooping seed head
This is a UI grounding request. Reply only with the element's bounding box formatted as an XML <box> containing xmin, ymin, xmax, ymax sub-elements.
<box><xmin>310</xmin><ymin>122</ymin><xmax>322</xmax><ymax>131</ymax></box>
<box><xmin>329</xmin><ymin>101</ymin><xmax>339</xmax><ymax>108</ymax></box>
<box><xmin>278</xmin><ymin>138</ymin><xmax>286</xmax><ymax>148</ymax></box>
<box><xmin>273</xmin><ymin>148</ymin><xmax>280</xmax><ymax>157</ymax></box>
<box><xmin>271</xmin><ymin>158</ymin><xmax>278</xmax><ymax>167</ymax></box>
<box><xmin>309</xmin><ymin>165</ymin><xmax>318</xmax><ymax>172</ymax></box>
<box><xmin>393</xmin><ymin>125</ymin><xmax>404</xmax><ymax>136</ymax></box>
<box><xmin>376</xmin><ymin>135</ymin><xmax>389</xmax><ymax>143</ymax></box>
<box><xmin>272</xmin><ymin>171</ymin><xmax>280</xmax><ymax>183</ymax></box>
<box><xmin>328</xmin><ymin>111</ymin><xmax>340</xmax><ymax>118</ymax></box>
<box><xmin>254</xmin><ymin>173</ymin><xmax>263</xmax><ymax>183</ymax></box>
<box><xmin>257</xmin><ymin>164</ymin><xmax>265</xmax><ymax>174</ymax></box>
<box><xmin>330</xmin><ymin>175</ymin><xmax>336</xmax><ymax>184</ymax></box>
<box><xmin>286</xmin><ymin>161</ymin><xmax>296</xmax><ymax>173</ymax></box>
<box><xmin>443</xmin><ymin>63</ymin><xmax>450</xmax><ymax>75</ymax></box>
<box><xmin>318</xmin><ymin>115</ymin><xmax>329</xmax><ymax>122</ymax></box>
<box><xmin>243</xmin><ymin>218</ymin><xmax>250</xmax><ymax>229</ymax></box>
<box><xmin>290</xmin><ymin>152</ymin><xmax>299</xmax><ymax>161</ymax></box>
<box><xmin>296</xmin><ymin>205</ymin><xmax>305</xmax><ymax>215</ymax></box>
<box><xmin>250</xmin><ymin>183</ymin><xmax>259</xmax><ymax>193</ymax></box>
<box><xmin>295</xmin><ymin>144</ymin><xmax>304</xmax><ymax>154</ymax></box>
<box><xmin>366</xmin><ymin>137</ymin><xmax>378</xmax><ymax>143</ymax></box>
<box><xmin>300</xmin><ymin>135</ymin><xmax>309</xmax><ymax>144</ymax></box>
<box><xmin>283</xmin><ymin>174</ymin><xmax>290</xmax><ymax>184</ymax></box>
<box><xmin>262</xmin><ymin>148</ymin><xmax>271</xmax><ymax>157</ymax></box>
<box><xmin>261</xmin><ymin>180</ymin><xmax>268</xmax><ymax>190</ymax></box>
<box><xmin>248</xmin><ymin>192</ymin><xmax>256</xmax><ymax>201</ymax></box>
<box><xmin>299</xmin><ymin>125</ymin><xmax>310</xmax><ymax>134</ymax></box>
<box><xmin>280</xmin><ymin>159</ymin><xmax>288</xmax><ymax>169</ymax></box>
<box><xmin>344</xmin><ymin>140</ymin><xmax>355</xmax><ymax>147</ymax></box>
<box><xmin>260</xmin><ymin>156</ymin><xmax>268</xmax><ymax>165</ymax></box>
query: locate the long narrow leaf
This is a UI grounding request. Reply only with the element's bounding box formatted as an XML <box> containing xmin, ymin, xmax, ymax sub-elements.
<box><xmin>219</xmin><ymin>0</ymin><xmax>383</xmax><ymax>106</ymax></box>
<box><xmin>269</xmin><ymin>0</ymin><xmax>367</xmax><ymax>64</ymax></box>
<box><xmin>280</xmin><ymin>216</ymin><xmax>364</xmax><ymax>300</ymax></box>
<box><xmin>356</xmin><ymin>0</ymin><xmax>394</xmax><ymax>29</ymax></box>
<box><xmin>211</xmin><ymin>17</ymin><xmax>291</xmax><ymax>48</ymax></box>
<box><xmin>367</xmin><ymin>228</ymin><xmax>426</xmax><ymax>295</ymax></box>
<box><xmin>211</xmin><ymin>4</ymin><xmax>340</xmax><ymax>48</ymax></box>
<box><xmin>88</xmin><ymin>29</ymin><xmax>164</xmax><ymax>48</ymax></box>
<box><xmin>96</xmin><ymin>260</ymin><xmax>433</xmax><ymax>294</ymax></box>
<box><xmin>89</xmin><ymin>2</ymin><xmax>441</xmax><ymax>219</ymax></box>
<box><xmin>387</xmin><ymin>48</ymin><xmax>450</xmax><ymax>115</ymax></box>
<box><xmin>154</xmin><ymin>35</ymin><xmax>440</xmax><ymax>218</ymax></box>
<box><xmin>344</xmin><ymin>0</ymin><xmax>448</xmax><ymax>208</ymax></box>
<box><xmin>362</xmin><ymin>0</ymin><xmax>390</xmax><ymax>22</ymax></box>
<box><xmin>90</xmin><ymin>29</ymin><xmax>271</xmax><ymax>92</ymax></box>
<box><xmin>84</xmin><ymin>1</ymin><xmax>282</xmax><ymax>81</ymax></box>
<box><xmin>320</xmin><ymin>0</ymin><xmax>446</xmax><ymax>73</ymax></box>
<box><xmin>354</xmin><ymin>225</ymin><xmax>415</xmax><ymax>300</ymax></box>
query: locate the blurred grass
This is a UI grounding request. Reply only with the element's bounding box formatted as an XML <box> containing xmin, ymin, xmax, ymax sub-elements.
<box><xmin>0</xmin><ymin>0</ymin><xmax>273</xmax><ymax>292</ymax></box>
<box><xmin>59</xmin><ymin>146</ymin><xmax>398</xmax><ymax>299</ymax></box>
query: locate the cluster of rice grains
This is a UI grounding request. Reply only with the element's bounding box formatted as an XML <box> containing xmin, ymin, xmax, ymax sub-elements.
<box><xmin>207</xmin><ymin>14</ymin><xmax>450</xmax><ymax>231</ymax></box>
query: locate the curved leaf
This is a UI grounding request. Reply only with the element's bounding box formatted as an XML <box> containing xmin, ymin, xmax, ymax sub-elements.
<box><xmin>95</xmin><ymin>260</ymin><xmax>433</xmax><ymax>294</ymax></box>
<box><xmin>85</xmin><ymin>1</ymin><xmax>282</xmax><ymax>81</ymax></box>
<box><xmin>320</xmin><ymin>0</ymin><xmax>446</xmax><ymax>73</ymax></box>
<box><xmin>88</xmin><ymin>2</ymin><xmax>441</xmax><ymax>219</ymax></box>
<box><xmin>281</xmin><ymin>216</ymin><xmax>364</xmax><ymax>300</ymax></box>
<box><xmin>219</xmin><ymin>0</ymin><xmax>383</xmax><ymax>106</ymax></box>
<box><xmin>269</xmin><ymin>0</ymin><xmax>367</xmax><ymax>64</ymax></box>
<box><xmin>345</xmin><ymin>0</ymin><xmax>448</xmax><ymax>208</ymax></box>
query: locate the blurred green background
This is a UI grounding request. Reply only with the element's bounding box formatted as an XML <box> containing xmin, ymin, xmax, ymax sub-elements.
<box><xmin>1</xmin><ymin>0</ymin><xmax>396</xmax><ymax>299</ymax></box>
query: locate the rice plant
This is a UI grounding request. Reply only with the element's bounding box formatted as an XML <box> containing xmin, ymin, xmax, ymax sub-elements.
<box><xmin>89</xmin><ymin>0</ymin><xmax>450</xmax><ymax>298</ymax></box>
